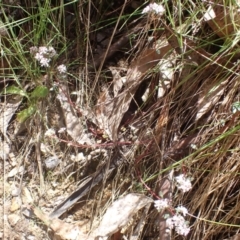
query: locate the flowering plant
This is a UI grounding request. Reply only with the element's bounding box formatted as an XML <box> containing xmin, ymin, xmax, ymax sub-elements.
<box><xmin>154</xmin><ymin>174</ymin><xmax>192</xmax><ymax>236</ymax></box>
<box><xmin>30</xmin><ymin>46</ymin><xmax>56</xmax><ymax>67</ymax></box>
<box><xmin>30</xmin><ymin>46</ymin><xmax>67</xmax><ymax>75</ymax></box>
<box><xmin>142</xmin><ymin>3</ymin><xmax>165</xmax><ymax>15</ymax></box>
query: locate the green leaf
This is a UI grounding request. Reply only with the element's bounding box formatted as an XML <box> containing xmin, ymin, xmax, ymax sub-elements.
<box><xmin>17</xmin><ymin>105</ymin><xmax>37</xmax><ymax>123</ymax></box>
<box><xmin>30</xmin><ymin>85</ymin><xmax>49</xmax><ymax>100</ymax></box>
<box><xmin>4</xmin><ymin>85</ymin><xmax>29</xmax><ymax>99</ymax></box>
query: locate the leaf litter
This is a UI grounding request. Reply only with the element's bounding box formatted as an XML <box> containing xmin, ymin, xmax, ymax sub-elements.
<box><xmin>3</xmin><ymin>1</ymin><xmax>240</xmax><ymax>240</ymax></box>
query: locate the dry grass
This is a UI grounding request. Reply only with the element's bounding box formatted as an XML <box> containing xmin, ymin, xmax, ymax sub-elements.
<box><xmin>2</xmin><ymin>0</ymin><xmax>240</xmax><ymax>239</ymax></box>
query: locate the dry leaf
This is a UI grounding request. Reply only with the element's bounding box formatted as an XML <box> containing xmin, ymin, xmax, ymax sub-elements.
<box><xmin>157</xmin><ymin>59</ymin><xmax>174</xmax><ymax>98</ymax></box>
<box><xmin>204</xmin><ymin>4</ymin><xmax>240</xmax><ymax>38</ymax></box>
<box><xmin>129</xmin><ymin>203</ymin><xmax>151</xmax><ymax>240</ymax></box>
<box><xmin>203</xmin><ymin>5</ymin><xmax>216</xmax><ymax>21</ymax></box>
<box><xmin>8</xmin><ymin>166</ymin><xmax>24</xmax><ymax>178</ymax></box>
<box><xmin>0</xmin><ymin>20</ymin><xmax>12</xmax><ymax>75</ymax></box>
<box><xmin>49</xmin><ymin>159</ymin><xmax>117</xmax><ymax>219</ymax></box>
<box><xmin>10</xmin><ymin>197</ymin><xmax>21</xmax><ymax>212</ymax></box>
<box><xmin>8</xmin><ymin>214</ymin><xmax>21</xmax><ymax>226</ymax></box>
<box><xmin>94</xmin><ymin>193</ymin><xmax>153</xmax><ymax>239</ymax></box>
<box><xmin>57</xmin><ymin>83</ymin><xmax>94</xmax><ymax>145</ymax></box>
<box><xmin>196</xmin><ymin>80</ymin><xmax>227</xmax><ymax>121</ymax></box>
<box><xmin>109</xmin><ymin>66</ymin><xmax>127</xmax><ymax>97</ymax></box>
<box><xmin>0</xmin><ymin>96</ymin><xmax>22</xmax><ymax>135</ymax></box>
<box><xmin>31</xmin><ymin>206</ymin><xmax>88</xmax><ymax>240</ymax></box>
<box><xmin>95</xmin><ymin>39</ymin><xmax>172</xmax><ymax>140</ymax></box>
<box><xmin>21</xmin><ymin>187</ymin><xmax>34</xmax><ymax>204</ymax></box>
<box><xmin>154</xmin><ymin>100</ymin><xmax>170</xmax><ymax>144</ymax></box>
<box><xmin>0</xmin><ymin>139</ymin><xmax>10</xmax><ymax>160</ymax></box>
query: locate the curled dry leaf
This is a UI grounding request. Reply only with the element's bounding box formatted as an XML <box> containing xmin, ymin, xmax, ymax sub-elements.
<box><xmin>95</xmin><ymin>38</ymin><xmax>172</xmax><ymax>140</ymax></box>
<box><xmin>31</xmin><ymin>206</ymin><xmax>89</xmax><ymax>240</ymax></box>
<box><xmin>57</xmin><ymin>83</ymin><xmax>95</xmax><ymax>145</ymax></box>
<box><xmin>94</xmin><ymin>193</ymin><xmax>153</xmax><ymax>239</ymax></box>
<box><xmin>0</xmin><ymin>95</ymin><xmax>22</xmax><ymax>135</ymax></box>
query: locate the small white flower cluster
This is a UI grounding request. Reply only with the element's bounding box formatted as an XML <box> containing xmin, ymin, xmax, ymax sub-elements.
<box><xmin>166</xmin><ymin>206</ymin><xmax>190</xmax><ymax>236</ymax></box>
<box><xmin>142</xmin><ymin>2</ymin><xmax>165</xmax><ymax>15</ymax></box>
<box><xmin>56</xmin><ymin>90</ymin><xmax>68</xmax><ymax>102</ymax></box>
<box><xmin>175</xmin><ymin>174</ymin><xmax>192</xmax><ymax>193</ymax></box>
<box><xmin>153</xmin><ymin>174</ymin><xmax>192</xmax><ymax>236</ymax></box>
<box><xmin>30</xmin><ymin>46</ymin><xmax>57</xmax><ymax>67</ymax></box>
<box><xmin>58</xmin><ymin>127</ymin><xmax>66</xmax><ymax>133</ymax></box>
<box><xmin>76</xmin><ymin>152</ymin><xmax>86</xmax><ymax>161</ymax></box>
<box><xmin>154</xmin><ymin>199</ymin><xmax>190</xmax><ymax>236</ymax></box>
<box><xmin>44</xmin><ymin>128</ymin><xmax>56</xmax><ymax>138</ymax></box>
<box><xmin>154</xmin><ymin>198</ymin><xmax>169</xmax><ymax>211</ymax></box>
<box><xmin>176</xmin><ymin>206</ymin><xmax>188</xmax><ymax>216</ymax></box>
<box><xmin>70</xmin><ymin>152</ymin><xmax>86</xmax><ymax>162</ymax></box>
<box><xmin>57</xmin><ymin>64</ymin><xmax>67</xmax><ymax>74</ymax></box>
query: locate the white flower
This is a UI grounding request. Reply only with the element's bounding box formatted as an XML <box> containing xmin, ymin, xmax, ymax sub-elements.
<box><xmin>47</xmin><ymin>46</ymin><xmax>57</xmax><ymax>58</ymax></box>
<box><xmin>29</xmin><ymin>46</ymin><xmax>38</xmax><ymax>55</ymax></box>
<box><xmin>175</xmin><ymin>221</ymin><xmax>190</xmax><ymax>236</ymax></box>
<box><xmin>142</xmin><ymin>3</ymin><xmax>165</xmax><ymax>15</ymax></box>
<box><xmin>30</xmin><ymin>46</ymin><xmax>57</xmax><ymax>68</ymax></box>
<box><xmin>190</xmin><ymin>143</ymin><xmax>197</xmax><ymax>149</ymax></box>
<box><xmin>154</xmin><ymin>199</ymin><xmax>169</xmax><ymax>211</ymax></box>
<box><xmin>58</xmin><ymin>127</ymin><xmax>66</xmax><ymax>133</ymax></box>
<box><xmin>166</xmin><ymin>217</ymin><xmax>175</xmax><ymax>229</ymax></box>
<box><xmin>176</xmin><ymin>206</ymin><xmax>188</xmax><ymax>216</ymax></box>
<box><xmin>38</xmin><ymin>56</ymin><xmax>50</xmax><ymax>67</ymax></box>
<box><xmin>76</xmin><ymin>152</ymin><xmax>86</xmax><ymax>162</ymax></box>
<box><xmin>173</xmin><ymin>215</ymin><xmax>190</xmax><ymax>236</ymax></box>
<box><xmin>38</xmin><ymin>46</ymin><xmax>56</xmax><ymax>57</ymax></box>
<box><xmin>142</xmin><ymin>5</ymin><xmax>150</xmax><ymax>14</ymax></box>
<box><xmin>175</xmin><ymin>174</ymin><xmax>192</xmax><ymax>193</ymax></box>
<box><xmin>34</xmin><ymin>52</ymin><xmax>42</xmax><ymax>61</ymax></box>
<box><xmin>166</xmin><ymin>214</ymin><xmax>190</xmax><ymax>236</ymax></box>
<box><xmin>56</xmin><ymin>92</ymin><xmax>68</xmax><ymax>102</ymax></box>
<box><xmin>57</xmin><ymin>64</ymin><xmax>67</xmax><ymax>74</ymax></box>
<box><xmin>172</xmin><ymin>214</ymin><xmax>185</xmax><ymax>226</ymax></box>
<box><xmin>44</xmin><ymin>128</ymin><xmax>56</xmax><ymax>137</ymax></box>
<box><xmin>38</xmin><ymin>46</ymin><xmax>49</xmax><ymax>55</ymax></box>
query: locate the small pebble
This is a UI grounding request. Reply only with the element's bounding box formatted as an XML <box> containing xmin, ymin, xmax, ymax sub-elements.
<box><xmin>45</xmin><ymin>156</ymin><xmax>60</xmax><ymax>170</ymax></box>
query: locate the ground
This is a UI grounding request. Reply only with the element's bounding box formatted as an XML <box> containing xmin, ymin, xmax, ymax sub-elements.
<box><xmin>1</xmin><ymin>1</ymin><xmax>240</xmax><ymax>240</ymax></box>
